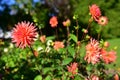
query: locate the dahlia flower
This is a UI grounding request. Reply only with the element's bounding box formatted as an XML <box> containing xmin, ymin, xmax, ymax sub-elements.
<box><xmin>85</xmin><ymin>75</ymin><xmax>99</xmax><ymax>80</ymax></box>
<box><xmin>53</xmin><ymin>41</ymin><xmax>64</xmax><ymax>50</ymax></box>
<box><xmin>12</xmin><ymin>21</ymin><xmax>37</xmax><ymax>49</ymax></box>
<box><xmin>91</xmin><ymin>75</ymin><xmax>99</xmax><ymax>80</ymax></box>
<box><xmin>84</xmin><ymin>38</ymin><xmax>100</xmax><ymax>64</ymax></box>
<box><xmin>67</xmin><ymin>62</ymin><xmax>78</xmax><ymax>78</ymax></box>
<box><xmin>98</xmin><ymin>16</ymin><xmax>108</xmax><ymax>26</ymax></box>
<box><xmin>49</xmin><ymin>16</ymin><xmax>58</xmax><ymax>28</ymax></box>
<box><xmin>100</xmin><ymin>49</ymin><xmax>116</xmax><ymax>64</ymax></box>
<box><xmin>89</xmin><ymin>4</ymin><xmax>101</xmax><ymax>21</ymax></box>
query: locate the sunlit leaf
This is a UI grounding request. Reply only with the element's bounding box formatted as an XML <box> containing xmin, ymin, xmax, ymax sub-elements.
<box><xmin>34</xmin><ymin>75</ymin><xmax>42</xmax><ymax>80</ymax></box>
<box><xmin>69</xmin><ymin>34</ymin><xmax>77</xmax><ymax>43</ymax></box>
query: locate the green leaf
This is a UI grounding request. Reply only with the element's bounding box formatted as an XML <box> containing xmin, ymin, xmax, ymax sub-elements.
<box><xmin>6</xmin><ymin>59</ymin><xmax>15</xmax><ymax>67</ymax></box>
<box><xmin>62</xmin><ymin>58</ymin><xmax>72</xmax><ymax>65</ymax></box>
<box><xmin>43</xmin><ymin>67</ymin><xmax>53</xmax><ymax>74</ymax></box>
<box><xmin>45</xmin><ymin>75</ymin><xmax>51</xmax><ymax>80</ymax></box>
<box><xmin>74</xmin><ymin>75</ymin><xmax>83</xmax><ymax>80</ymax></box>
<box><xmin>34</xmin><ymin>75</ymin><xmax>42</xmax><ymax>80</ymax></box>
<box><xmin>67</xmin><ymin>46</ymin><xmax>75</xmax><ymax>57</ymax></box>
<box><xmin>86</xmin><ymin>64</ymin><xmax>92</xmax><ymax>72</ymax></box>
<box><xmin>69</xmin><ymin>34</ymin><xmax>77</xmax><ymax>42</ymax></box>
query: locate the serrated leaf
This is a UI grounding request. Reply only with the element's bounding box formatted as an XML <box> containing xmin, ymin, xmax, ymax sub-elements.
<box><xmin>62</xmin><ymin>58</ymin><xmax>72</xmax><ymax>65</ymax></box>
<box><xmin>69</xmin><ymin>34</ymin><xmax>77</xmax><ymax>42</ymax></box>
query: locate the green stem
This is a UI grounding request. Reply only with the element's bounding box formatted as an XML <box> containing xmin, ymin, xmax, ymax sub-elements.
<box><xmin>76</xmin><ymin>19</ymin><xmax>79</xmax><ymax>41</ymax></box>
<box><xmin>97</xmin><ymin>26</ymin><xmax>103</xmax><ymax>40</ymax></box>
<box><xmin>55</xmin><ymin>28</ymin><xmax>58</xmax><ymax>40</ymax></box>
<box><xmin>30</xmin><ymin>46</ymin><xmax>35</xmax><ymax>57</ymax></box>
<box><xmin>67</xmin><ymin>26</ymin><xmax>70</xmax><ymax>46</ymax></box>
<box><xmin>82</xmin><ymin>21</ymin><xmax>91</xmax><ymax>40</ymax></box>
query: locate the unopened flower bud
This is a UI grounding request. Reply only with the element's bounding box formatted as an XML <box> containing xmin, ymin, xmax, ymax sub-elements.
<box><xmin>82</xmin><ymin>29</ymin><xmax>88</xmax><ymax>34</ymax></box>
<box><xmin>104</xmin><ymin>41</ymin><xmax>109</xmax><ymax>48</ymax></box>
<box><xmin>63</xmin><ymin>19</ymin><xmax>71</xmax><ymax>27</ymax></box>
<box><xmin>4</xmin><ymin>48</ymin><xmax>8</xmax><ymax>53</ymax></box>
<box><xmin>33</xmin><ymin>50</ymin><xmax>39</xmax><ymax>57</ymax></box>
<box><xmin>77</xmin><ymin>41</ymin><xmax>81</xmax><ymax>46</ymax></box>
<box><xmin>114</xmin><ymin>74</ymin><xmax>119</xmax><ymax>80</ymax></box>
<box><xmin>40</xmin><ymin>35</ymin><xmax>46</xmax><ymax>43</ymax></box>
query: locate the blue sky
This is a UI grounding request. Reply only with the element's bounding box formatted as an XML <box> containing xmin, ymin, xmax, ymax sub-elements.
<box><xmin>1</xmin><ymin>0</ymin><xmax>15</xmax><ymax>6</ymax></box>
<box><xmin>0</xmin><ymin>0</ymin><xmax>15</xmax><ymax>11</ymax></box>
<box><xmin>0</xmin><ymin>0</ymin><xmax>40</xmax><ymax>11</ymax></box>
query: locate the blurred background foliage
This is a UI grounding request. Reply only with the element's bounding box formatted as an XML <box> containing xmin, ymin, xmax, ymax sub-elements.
<box><xmin>0</xmin><ymin>0</ymin><xmax>120</xmax><ymax>39</ymax></box>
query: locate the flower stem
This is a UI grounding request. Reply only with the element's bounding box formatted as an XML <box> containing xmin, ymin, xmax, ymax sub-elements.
<box><xmin>38</xmin><ymin>27</ymin><xmax>42</xmax><ymax>36</ymax></box>
<box><xmin>67</xmin><ymin>26</ymin><xmax>70</xmax><ymax>46</ymax></box>
<box><xmin>55</xmin><ymin>28</ymin><xmax>58</xmax><ymax>40</ymax></box>
<box><xmin>30</xmin><ymin>46</ymin><xmax>35</xmax><ymax>57</ymax></box>
<box><xmin>97</xmin><ymin>26</ymin><xmax>103</xmax><ymax>40</ymax></box>
<box><xmin>76</xmin><ymin>19</ymin><xmax>79</xmax><ymax>41</ymax></box>
<box><xmin>82</xmin><ymin>22</ymin><xmax>91</xmax><ymax>40</ymax></box>
<box><xmin>39</xmin><ymin>28</ymin><xmax>42</xmax><ymax>36</ymax></box>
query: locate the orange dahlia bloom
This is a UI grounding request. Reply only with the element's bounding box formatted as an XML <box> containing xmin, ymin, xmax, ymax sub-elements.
<box><xmin>12</xmin><ymin>21</ymin><xmax>37</xmax><ymax>49</ymax></box>
<box><xmin>84</xmin><ymin>38</ymin><xmax>100</xmax><ymax>64</ymax></box>
<box><xmin>98</xmin><ymin>16</ymin><xmax>108</xmax><ymax>26</ymax></box>
<box><xmin>100</xmin><ymin>49</ymin><xmax>116</xmax><ymax>64</ymax></box>
<box><xmin>53</xmin><ymin>41</ymin><xmax>64</xmax><ymax>50</ymax></box>
<box><xmin>67</xmin><ymin>62</ymin><xmax>78</xmax><ymax>78</ymax></box>
<box><xmin>49</xmin><ymin>16</ymin><xmax>58</xmax><ymax>28</ymax></box>
<box><xmin>89</xmin><ymin>4</ymin><xmax>101</xmax><ymax>21</ymax></box>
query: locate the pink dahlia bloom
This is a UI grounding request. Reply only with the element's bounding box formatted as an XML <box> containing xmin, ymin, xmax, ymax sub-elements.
<box><xmin>85</xmin><ymin>75</ymin><xmax>99</xmax><ymax>80</ymax></box>
<box><xmin>84</xmin><ymin>38</ymin><xmax>100</xmax><ymax>64</ymax></box>
<box><xmin>91</xmin><ymin>75</ymin><xmax>99</xmax><ymax>80</ymax></box>
<box><xmin>12</xmin><ymin>21</ymin><xmax>37</xmax><ymax>49</ymax></box>
<box><xmin>67</xmin><ymin>62</ymin><xmax>78</xmax><ymax>78</ymax></box>
<box><xmin>53</xmin><ymin>41</ymin><xmax>64</xmax><ymax>50</ymax></box>
<box><xmin>49</xmin><ymin>16</ymin><xmax>58</xmax><ymax>28</ymax></box>
<box><xmin>100</xmin><ymin>49</ymin><xmax>116</xmax><ymax>64</ymax></box>
<box><xmin>89</xmin><ymin>4</ymin><xmax>101</xmax><ymax>21</ymax></box>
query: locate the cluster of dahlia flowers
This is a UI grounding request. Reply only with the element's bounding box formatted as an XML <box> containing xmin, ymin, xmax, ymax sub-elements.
<box><xmin>89</xmin><ymin>4</ymin><xmax>108</xmax><ymax>26</ymax></box>
<box><xmin>84</xmin><ymin>38</ymin><xmax>116</xmax><ymax>64</ymax></box>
